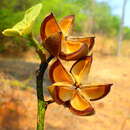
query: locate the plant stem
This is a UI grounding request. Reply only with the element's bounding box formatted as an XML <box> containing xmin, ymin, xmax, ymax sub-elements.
<box><xmin>36</xmin><ymin>56</ymin><xmax>53</xmax><ymax>130</ymax></box>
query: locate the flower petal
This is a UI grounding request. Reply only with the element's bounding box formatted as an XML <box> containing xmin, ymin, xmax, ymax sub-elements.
<box><xmin>59</xmin><ymin>40</ymin><xmax>88</xmax><ymax>61</ymax></box>
<box><xmin>44</xmin><ymin>32</ymin><xmax>62</xmax><ymax>56</ymax></box>
<box><xmin>80</xmin><ymin>84</ymin><xmax>112</xmax><ymax>101</ymax></box>
<box><xmin>59</xmin><ymin>15</ymin><xmax>75</xmax><ymax>36</ymax></box>
<box><xmin>49</xmin><ymin>59</ymin><xmax>74</xmax><ymax>83</ymax></box>
<box><xmin>67</xmin><ymin>36</ymin><xmax>95</xmax><ymax>51</ymax></box>
<box><xmin>40</xmin><ymin>13</ymin><xmax>61</xmax><ymax>41</ymax></box>
<box><xmin>69</xmin><ymin>92</ymin><xmax>94</xmax><ymax>116</ymax></box>
<box><xmin>70</xmin><ymin>55</ymin><xmax>92</xmax><ymax>84</ymax></box>
<box><xmin>48</xmin><ymin>82</ymin><xmax>75</xmax><ymax>104</ymax></box>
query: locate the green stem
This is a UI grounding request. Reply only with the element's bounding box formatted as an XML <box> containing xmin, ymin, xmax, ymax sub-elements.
<box><xmin>31</xmin><ymin>35</ymin><xmax>44</xmax><ymax>52</ymax></box>
<box><xmin>36</xmin><ymin>56</ymin><xmax>53</xmax><ymax>130</ymax></box>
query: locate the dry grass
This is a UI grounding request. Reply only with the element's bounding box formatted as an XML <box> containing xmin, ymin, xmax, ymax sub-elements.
<box><xmin>0</xmin><ymin>35</ymin><xmax>130</xmax><ymax>130</ymax></box>
<box><xmin>94</xmin><ymin>35</ymin><xmax>130</xmax><ymax>56</ymax></box>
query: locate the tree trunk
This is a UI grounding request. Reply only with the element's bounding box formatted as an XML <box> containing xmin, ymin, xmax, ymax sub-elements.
<box><xmin>117</xmin><ymin>0</ymin><xmax>127</xmax><ymax>56</ymax></box>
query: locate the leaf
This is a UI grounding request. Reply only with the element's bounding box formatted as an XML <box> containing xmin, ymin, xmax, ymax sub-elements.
<box><xmin>2</xmin><ymin>3</ymin><xmax>42</xmax><ymax>36</ymax></box>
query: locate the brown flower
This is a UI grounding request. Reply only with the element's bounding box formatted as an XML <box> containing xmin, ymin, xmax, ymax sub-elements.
<box><xmin>48</xmin><ymin>55</ymin><xmax>112</xmax><ymax>116</ymax></box>
<box><xmin>40</xmin><ymin>13</ymin><xmax>95</xmax><ymax>60</ymax></box>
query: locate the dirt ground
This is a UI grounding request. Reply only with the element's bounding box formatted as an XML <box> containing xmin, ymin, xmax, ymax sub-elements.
<box><xmin>0</xmin><ymin>54</ymin><xmax>130</xmax><ymax>130</ymax></box>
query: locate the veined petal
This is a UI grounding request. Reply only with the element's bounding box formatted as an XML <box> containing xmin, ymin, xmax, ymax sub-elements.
<box><xmin>80</xmin><ymin>84</ymin><xmax>112</xmax><ymax>101</ymax></box>
<box><xmin>67</xmin><ymin>36</ymin><xmax>95</xmax><ymax>51</ymax></box>
<box><xmin>59</xmin><ymin>15</ymin><xmax>75</xmax><ymax>36</ymax></box>
<box><xmin>59</xmin><ymin>40</ymin><xmax>88</xmax><ymax>61</ymax></box>
<box><xmin>40</xmin><ymin>13</ymin><xmax>61</xmax><ymax>41</ymax></box>
<box><xmin>44</xmin><ymin>32</ymin><xmax>62</xmax><ymax>56</ymax></box>
<box><xmin>69</xmin><ymin>92</ymin><xmax>94</xmax><ymax>116</ymax></box>
<box><xmin>48</xmin><ymin>82</ymin><xmax>75</xmax><ymax>104</ymax></box>
<box><xmin>49</xmin><ymin>59</ymin><xmax>74</xmax><ymax>83</ymax></box>
<box><xmin>70</xmin><ymin>55</ymin><xmax>92</xmax><ymax>84</ymax></box>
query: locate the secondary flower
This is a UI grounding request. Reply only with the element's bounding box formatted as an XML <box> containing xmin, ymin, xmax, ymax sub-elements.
<box><xmin>48</xmin><ymin>55</ymin><xmax>112</xmax><ymax>116</ymax></box>
<box><xmin>40</xmin><ymin>13</ymin><xmax>95</xmax><ymax>60</ymax></box>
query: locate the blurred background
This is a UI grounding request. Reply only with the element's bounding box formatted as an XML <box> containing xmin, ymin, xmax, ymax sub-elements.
<box><xmin>0</xmin><ymin>0</ymin><xmax>130</xmax><ymax>130</ymax></box>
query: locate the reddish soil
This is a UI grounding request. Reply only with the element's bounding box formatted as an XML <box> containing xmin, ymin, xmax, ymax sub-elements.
<box><xmin>0</xmin><ymin>54</ymin><xmax>130</xmax><ymax>130</ymax></box>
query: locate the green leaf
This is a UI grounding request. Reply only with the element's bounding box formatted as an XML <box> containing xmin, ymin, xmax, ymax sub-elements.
<box><xmin>2</xmin><ymin>3</ymin><xmax>42</xmax><ymax>36</ymax></box>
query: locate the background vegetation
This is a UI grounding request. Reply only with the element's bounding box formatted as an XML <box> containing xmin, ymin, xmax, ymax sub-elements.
<box><xmin>0</xmin><ymin>0</ymin><xmax>130</xmax><ymax>55</ymax></box>
<box><xmin>1</xmin><ymin>1</ymin><xmax>130</xmax><ymax>130</ymax></box>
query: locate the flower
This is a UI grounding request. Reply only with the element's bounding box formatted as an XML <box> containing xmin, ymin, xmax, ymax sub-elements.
<box><xmin>48</xmin><ymin>55</ymin><xmax>112</xmax><ymax>116</ymax></box>
<box><xmin>40</xmin><ymin>13</ymin><xmax>95</xmax><ymax>60</ymax></box>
